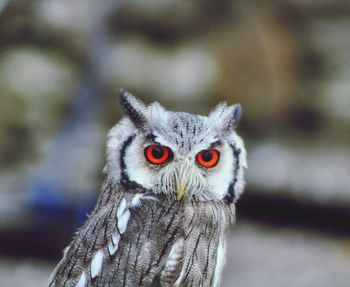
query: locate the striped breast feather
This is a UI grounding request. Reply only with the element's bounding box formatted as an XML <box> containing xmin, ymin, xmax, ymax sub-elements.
<box><xmin>160</xmin><ymin>238</ymin><xmax>185</xmax><ymax>287</ymax></box>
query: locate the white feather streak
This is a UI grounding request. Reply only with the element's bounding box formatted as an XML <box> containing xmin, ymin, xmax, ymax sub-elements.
<box><xmin>117</xmin><ymin>209</ymin><xmax>130</xmax><ymax>234</ymax></box>
<box><xmin>117</xmin><ymin>198</ymin><xmax>127</xmax><ymax>219</ymax></box>
<box><xmin>213</xmin><ymin>238</ymin><xmax>226</xmax><ymax>287</ymax></box>
<box><xmin>108</xmin><ymin>232</ymin><xmax>120</xmax><ymax>256</ymax></box>
<box><xmin>76</xmin><ymin>272</ymin><xmax>87</xmax><ymax>287</ymax></box>
<box><xmin>166</xmin><ymin>238</ymin><xmax>184</xmax><ymax>269</ymax></box>
<box><xmin>131</xmin><ymin>194</ymin><xmax>157</xmax><ymax>208</ymax></box>
<box><xmin>108</xmin><ymin>240</ymin><xmax>118</xmax><ymax>256</ymax></box>
<box><xmin>111</xmin><ymin>231</ymin><xmax>121</xmax><ymax>246</ymax></box>
<box><xmin>90</xmin><ymin>250</ymin><xmax>104</xmax><ymax>279</ymax></box>
<box><xmin>131</xmin><ymin>194</ymin><xmax>143</xmax><ymax>207</ymax></box>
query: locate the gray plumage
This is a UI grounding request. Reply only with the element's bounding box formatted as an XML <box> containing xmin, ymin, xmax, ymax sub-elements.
<box><xmin>49</xmin><ymin>90</ymin><xmax>247</xmax><ymax>287</ymax></box>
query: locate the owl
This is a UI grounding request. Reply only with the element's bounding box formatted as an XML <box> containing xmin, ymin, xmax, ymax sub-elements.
<box><xmin>48</xmin><ymin>90</ymin><xmax>247</xmax><ymax>287</ymax></box>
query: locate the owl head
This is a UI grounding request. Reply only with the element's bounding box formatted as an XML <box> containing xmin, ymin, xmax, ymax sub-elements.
<box><xmin>105</xmin><ymin>90</ymin><xmax>247</xmax><ymax>203</ymax></box>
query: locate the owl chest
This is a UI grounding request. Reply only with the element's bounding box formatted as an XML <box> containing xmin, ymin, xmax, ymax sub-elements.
<box><xmin>125</xmin><ymin>200</ymin><xmax>228</xmax><ymax>287</ymax></box>
<box><xmin>176</xmin><ymin>203</ymin><xmax>228</xmax><ymax>287</ymax></box>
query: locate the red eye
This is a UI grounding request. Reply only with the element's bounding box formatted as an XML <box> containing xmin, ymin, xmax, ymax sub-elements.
<box><xmin>144</xmin><ymin>145</ymin><xmax>173</xmax><ymax>165</ymax></box>
<box><xmin>196</xmin><ymin>149</ymin><xmax>220</xmax><ymax>168</ymax></box>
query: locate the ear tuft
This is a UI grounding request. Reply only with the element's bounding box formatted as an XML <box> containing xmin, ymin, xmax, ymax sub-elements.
<box><xmin>118</xmin><ymin>89</ymin><xmax>149</xmax><ymax>132</ymax></box>
<box><xmin>209</xmin><ymin>102</ymin><xmax>243</xmax><ymax>136</ymax></box>
<box><xmin>232</xmin><ymin>103</ymin><xmax>242</xmax><ymax>128</ymax></box>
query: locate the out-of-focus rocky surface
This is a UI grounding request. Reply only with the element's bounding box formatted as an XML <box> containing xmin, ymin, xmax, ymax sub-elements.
<box><xmin>0</xmin><ymin>258</ymin><xmax>53</xmax><ymax>287</ymax></box>
<box><xmin>0</xmin><ymin>0</ymin><xmax>350</xmax><ymax>285</ymax></box>
<box><xmin>223</xmin><ymin>222</ymin><xmax>350</xmax><ymax>287</ymax></box>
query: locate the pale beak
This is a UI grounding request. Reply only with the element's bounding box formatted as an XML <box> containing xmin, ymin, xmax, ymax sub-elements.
<box><xmin>177</xmin><ymin>179</ymin><xmax>187</xmax><ymax>201</ymax></box>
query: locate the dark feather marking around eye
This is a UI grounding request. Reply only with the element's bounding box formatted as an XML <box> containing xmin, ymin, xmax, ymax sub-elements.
<box><xmin>120</xmin><ymin>135</ymin><xmax>143</xmax><ymax>189</ymax></box>
<box><xmin>224</xmin><ymin>143</ymin><xmax>241</xmax><ymax>204</ymax></box>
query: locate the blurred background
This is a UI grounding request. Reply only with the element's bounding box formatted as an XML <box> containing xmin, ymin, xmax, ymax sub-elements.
<box><xmin>0</xmin><ymin>0</ymin><xmax>349</xmax><ymax>286</ymax></box>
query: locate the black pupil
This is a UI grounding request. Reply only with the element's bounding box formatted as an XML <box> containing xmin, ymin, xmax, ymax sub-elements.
<box><xmin>152</xmin><ymin>146</ymin><xmax>164</xmax><ymax>159</ymax></box>
<box><xmin>201</xmin><ymin>150</ymin><xmax>213</xmax><ymax>162</ymax></box>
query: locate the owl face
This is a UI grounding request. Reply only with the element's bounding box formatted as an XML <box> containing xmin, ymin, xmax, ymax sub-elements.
<box><xmin>106</xmin><ymin>90</ymin><xmax>247</xmax><ymax>203</ymax></box>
